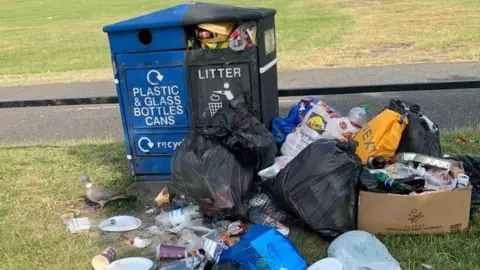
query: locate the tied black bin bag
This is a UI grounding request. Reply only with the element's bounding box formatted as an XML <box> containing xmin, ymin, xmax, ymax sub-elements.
<box><xmin>267</xmin><ymin>139</ymin><xmax>363</xmax><ymax>240</ymax></box>
<box><xmin>203</xmin><ymin>98</ymin><xmax>277</xmax><ymax>172</ymax></box>
<box><xmin>169</xmin><ymin>132</ymin><xmax>253</xmax><ymax>217</ymax></box>
<box><xmin>388</xmin><ymin>99</ymin><xmax>442</xmax><ymax>157</ymax></box>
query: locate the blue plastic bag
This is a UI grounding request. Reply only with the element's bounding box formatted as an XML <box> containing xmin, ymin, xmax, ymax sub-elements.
<box><xmin>272</xmin><ymin>97</ymin><xmax>340</xmax><ymax>147</ymax></box>
<box><xmin>220</xmin><ymin>225</ymin><xmax>307</xmax><ymax>270</ymax></box>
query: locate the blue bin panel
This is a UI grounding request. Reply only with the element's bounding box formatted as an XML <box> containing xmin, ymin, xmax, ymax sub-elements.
<box><xmin>107</xmin><ymin>27</ymin><xmax>186</xmax><ymax>54</ymax></box>
<box><xmin>117</xmin><ymin>52</ymin><xmax>190</xmax><ymax>129</ymax></box>
<box><xmin>134</xmin><ymin>156</ymin><xmax>173</xmax><ymax>175</ymax></box>
<box><xmin>132</xmin><ymin>132</ymin><xmax>186</xmax><ymax>156</ymax></box>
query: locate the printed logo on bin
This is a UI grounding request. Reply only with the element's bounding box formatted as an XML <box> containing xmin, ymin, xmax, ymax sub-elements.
<box><xmin>408</xmin><ymin>208</ymin><xmax>425</xmax><ymax>223</ymax></box>
<box><xmin>307</xmin><ymin>115</ymin><xmax>326</xmax><ymax>133</ymax></box>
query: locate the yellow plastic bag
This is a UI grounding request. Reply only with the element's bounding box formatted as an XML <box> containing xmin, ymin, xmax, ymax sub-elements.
<box><xmin>353</xmin><ymin>109</ymin><xmax>408</xmax><ymax>163</ymax></box>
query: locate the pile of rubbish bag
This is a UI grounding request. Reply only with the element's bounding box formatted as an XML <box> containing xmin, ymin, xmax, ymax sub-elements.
<box><xmin>74</xmin><ymin>96</ymin><xmax>480</xmax><ymax>270</ymax></box>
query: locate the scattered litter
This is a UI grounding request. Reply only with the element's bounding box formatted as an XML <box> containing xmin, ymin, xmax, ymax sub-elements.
<box><xmin>99</xmin><ymin>216</ymin><xmax>142</xmax><ymax>233</ymax></box>
<box><xmin>92</xmin><ymin>247</ymin><xmax>116</xmax><ymax>270</ymax></box>
<box><xmin>220</xmin><ymin>225</ymin><xmax>307</xmax><ymax>270</ymax></box>
<box><xmin>422</xmin><ymin>263</ymin><xmax>434</xmax><ymax>269</ymax></box>
<box><xmin>145</xmin><ymin>225</ymin><xmax>163</xmax><ymax>235</ymax></box>
<box><xmin>307</xmin><ymin>258</ymin><xmax>343</xmax><ymax>270</ymax></box>
<box><xmin>145</xmin><ymin>208</ymin><xmax>159</xmax><ymax>216</ymax></box>
<box><xmin>68</xmin><ymin>217</ymin><xmax>112</xmax><ymax>233</ymax></box>
<box><xmin>328</xmin><ymin>230</ymin><xmax>401</xmax><ymax>270</ymax></box>
<box><xmin>227</xmin><ymin>221</ymin><xmax>247</xmax><ymax>236</ymax></box>
<box><xmin>159</xmin><ymin>256</ymin><xmax>204</xmax><ymax>270</ymax></box>
<box><xmin>155</xmin><ymin>206</ymin><xmax>202</xmax><ymax>234</ymax></box>
<box><xmin>180</xmin><ymin>229</ymin><xmax>203</xmax><ymax>251</ymax></box>
<box><xmin>457</xmin><ymin>137</ymin><xmax>476</xmax><ymax>145</ymax></box>
<box><xmin>156</xmin><ymin>244</ymin><xmax>188</xmax><ymax>260</ymax></box>
<box><xmin>155</xmin><ymin>187</ymin><xmax>171</xmax><ymax>206</ymax></box>
<box><xmin>107</xmin><ymin>257</ymin><xmax>156</xmax><ymax>270</ymax></box>
<box><xmin>133</xmin><ymin>237</ymin><xmax>152</xmax><ymax>248</ymax></box>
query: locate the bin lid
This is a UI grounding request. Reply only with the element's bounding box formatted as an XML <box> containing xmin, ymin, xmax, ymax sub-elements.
<box><xmin>103</xmin><ymin>2</ymin><xmax>276</xmax><ymax>33</ymax></box>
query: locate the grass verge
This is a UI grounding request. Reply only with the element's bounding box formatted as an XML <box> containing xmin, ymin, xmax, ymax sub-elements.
<box><xmin>0</xmin><ymin>129</ymin><xmax>479</xmax><ymax>269</ymax></box>
<box><xmin>1</xmin><ymin>0</ymin><xmax>480</xmax><ymax>85</ymax></box>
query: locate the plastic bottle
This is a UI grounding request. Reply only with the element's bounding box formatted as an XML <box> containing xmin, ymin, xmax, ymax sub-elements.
<box><xmin>155</xmin><ymin>206</ymin><xmax>202</xmax><ymax>232</ymax></box>
<box><xmin>327</xmin><ymin>230</ymin><xmax>401</xmax><ymax>270</ymax></box>
<box><xmin>348</xmin><ymin>104</ymin><xmax>369</xmax><ymax>127</ymax></box>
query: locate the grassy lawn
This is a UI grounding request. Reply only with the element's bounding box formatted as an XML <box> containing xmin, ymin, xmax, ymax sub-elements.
<box><xmin>0</xmin><ymin>129</ymin><xmax>479</xmax><ymax>269</ymax></box>
<box><xmin>1</xmin><ymin>0</ymin><xmax>480</xmax><ymax>86</ymax></box>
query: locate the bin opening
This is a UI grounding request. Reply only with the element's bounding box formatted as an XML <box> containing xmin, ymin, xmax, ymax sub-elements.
<box><xmin>138</xmin><ymin>29</ymin><xmax>153</xmax><ymax>45</ymax></box>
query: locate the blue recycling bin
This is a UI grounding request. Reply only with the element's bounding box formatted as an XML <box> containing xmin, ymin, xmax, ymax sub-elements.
<box><xmin>103</xmin><ymin>2</ymin><xmax>279</xmax><ymax>184</ymax></box>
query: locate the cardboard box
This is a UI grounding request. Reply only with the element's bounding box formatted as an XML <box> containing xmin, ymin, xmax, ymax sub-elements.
<box><xmin>357</xmin><ymin>187</ymin><xmax>472</xmax><ymax>234</ymax></box>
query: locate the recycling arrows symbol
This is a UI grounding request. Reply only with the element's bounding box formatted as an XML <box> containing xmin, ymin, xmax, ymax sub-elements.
<box><xmin>138</xmin><ymin>137</ymin><xmax>154</xmax><ymax>153</ymax></box>
<box><xmin>146</xmin><ymin>70</ymin><xmax>163</xmax><ymax>86</ymax></box>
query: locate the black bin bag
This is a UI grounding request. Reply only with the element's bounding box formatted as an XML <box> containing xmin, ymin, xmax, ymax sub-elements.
<box><xmin>203</xmin><ymin>97</ymin><xmax>277</xmax><ymax>172</ymax></box>
<box><xmin>388</xmin><ymin>99</ymin><xmax>442</xmax><ymax>157</ymax></box>
<box><xmin>267</xmin><ymin>139</ymin><xmax>363</xmax><ymax>240</ymax></box>
<box><xmin>168</xmin><ymin>131</ymin><xmax>253</xmax><ymax>217</ymax></box>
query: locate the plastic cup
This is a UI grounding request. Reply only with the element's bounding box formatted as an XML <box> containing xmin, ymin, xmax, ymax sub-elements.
<box><xmin>91</xmin><ymin>247</ymin><xmax>116</xmax><ymax>270</ymax></box>
<box><xmin>156</xmin><ymin>244</ymin><xmax>187</xmax><ymax>260</ymax></box>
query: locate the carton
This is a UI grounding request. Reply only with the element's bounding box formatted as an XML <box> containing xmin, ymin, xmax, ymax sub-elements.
<box><xmin>358</xmin><ymin>160</ymin><xmax>471</xmax><ymax>235</ymax></box>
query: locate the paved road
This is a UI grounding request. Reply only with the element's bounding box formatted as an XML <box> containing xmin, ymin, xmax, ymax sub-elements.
<box><xmin>1</xmin><ymin>62</ymin><xmax>479</xmax><ymax>144</ymax></box>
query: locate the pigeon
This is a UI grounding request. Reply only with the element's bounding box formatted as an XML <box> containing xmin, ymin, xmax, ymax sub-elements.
<box><xmin>80</xmin><ymin>175</ymin><xmax>131</xmax><ymax>210</ymax></box>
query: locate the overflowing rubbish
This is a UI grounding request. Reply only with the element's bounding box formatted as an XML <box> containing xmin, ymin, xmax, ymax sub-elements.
<box><xmin>92</xmin><ymin>247</ymin><xmax>116</xmax><ymax>270</ymax></box>
<box><xmin>271</xmin><ymin>97</ymin><xmax>337</xmax><ymax>146</ymax></box>
<box><xmin>220</xmin><ymin>225</ymin><xmax>307</xmax><ymax>270</ymax></box>
<box><xmin>388</xmin><ymin>100</ymin><xmax>442</xmax><ymax>157</ymax></box>
<box><xmin>71</xmin><ymin>95</ymin><xmax>479</xmax><ymax>268</ymax></box>
<box><xmin>354</xmin><ymin>109</ymin><xmax>408</xmax><ymax>164</ymax></box>
<box><xmin>328</xmin><ymin>230</ymin><xmax>401</xmax><ymax>270</ymax></box>
<box><xmin>187</xmin><ymin>20</ymin><xmax>258</xmax><ymax>52</ymax></box>
<box><xmin>169</xmin><ymin>98</ymin><xmax>276</xmax><ymax>217</ymax></box>
<box><xmin>270</xmin><ymin>139</ymin><xmax>362</xmax><ymax>240</ymax></box>
<box><xmin>281</xmin><ymin>101</ymin><xmax>368</xmax><ymax>157</ymax></box>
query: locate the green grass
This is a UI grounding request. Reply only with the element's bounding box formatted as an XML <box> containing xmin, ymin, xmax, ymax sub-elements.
<box><xmin>0</xmin><ymin>130</ymin><xmax>480</xmax><ymax>269</ymax></box>
<box><xmin>1</xmin><ymin>0</ymin><xmax>480</xmax><ymax>86</ymax></box>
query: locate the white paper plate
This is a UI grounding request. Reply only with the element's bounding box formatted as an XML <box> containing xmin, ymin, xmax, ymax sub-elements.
<box><xmin>99</xmin><ymin>216</ymin><xmax>142</xmax><ymax>232</ymax></box>
<box><xmin>307</xmin><ymin>257</ymin><xmax>343</xmax><ymax>270</ymax></box>
<box><xmin>107</xmin><ymin>257</ymin><xmax>155</xmax><ymax>270</ymax></box>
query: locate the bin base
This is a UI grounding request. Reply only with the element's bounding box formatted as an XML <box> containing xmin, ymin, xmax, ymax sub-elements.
<box><xmin>131</xmin><ymin>179</ymin><xmax>168</xmax><ymax>198</ymax></box>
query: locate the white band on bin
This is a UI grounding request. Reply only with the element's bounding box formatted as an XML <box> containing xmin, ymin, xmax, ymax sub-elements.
<box><xmin>259</xmin><ymin>58</ymin><xmax>279</xmax><ymax>74</ymax></box>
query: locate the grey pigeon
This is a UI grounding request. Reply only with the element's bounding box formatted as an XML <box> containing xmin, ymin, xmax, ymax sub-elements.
<box><xmin>80</xmin><ymin>175</ymin><xmax>131</xmax><ymax>209</ymax></box>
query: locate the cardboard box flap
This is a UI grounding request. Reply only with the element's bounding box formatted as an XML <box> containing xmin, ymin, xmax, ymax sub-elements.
<box><xmin>358</xmin><ymin>188</ymin><xmax>471</xmax><ymax>235</ymax></box>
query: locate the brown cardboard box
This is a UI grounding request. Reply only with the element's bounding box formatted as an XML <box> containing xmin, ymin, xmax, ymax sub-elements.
<box><xmin>357</xmin><ymin>187</ymin><xmax>472</xmax><ymax>234</ymax></box>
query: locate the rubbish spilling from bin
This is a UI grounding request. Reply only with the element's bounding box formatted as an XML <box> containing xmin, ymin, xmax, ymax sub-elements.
<box><xmin>68</xmin><ymin>93</ymin><xmax>480</xmax><ymax>269</ymax></box>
